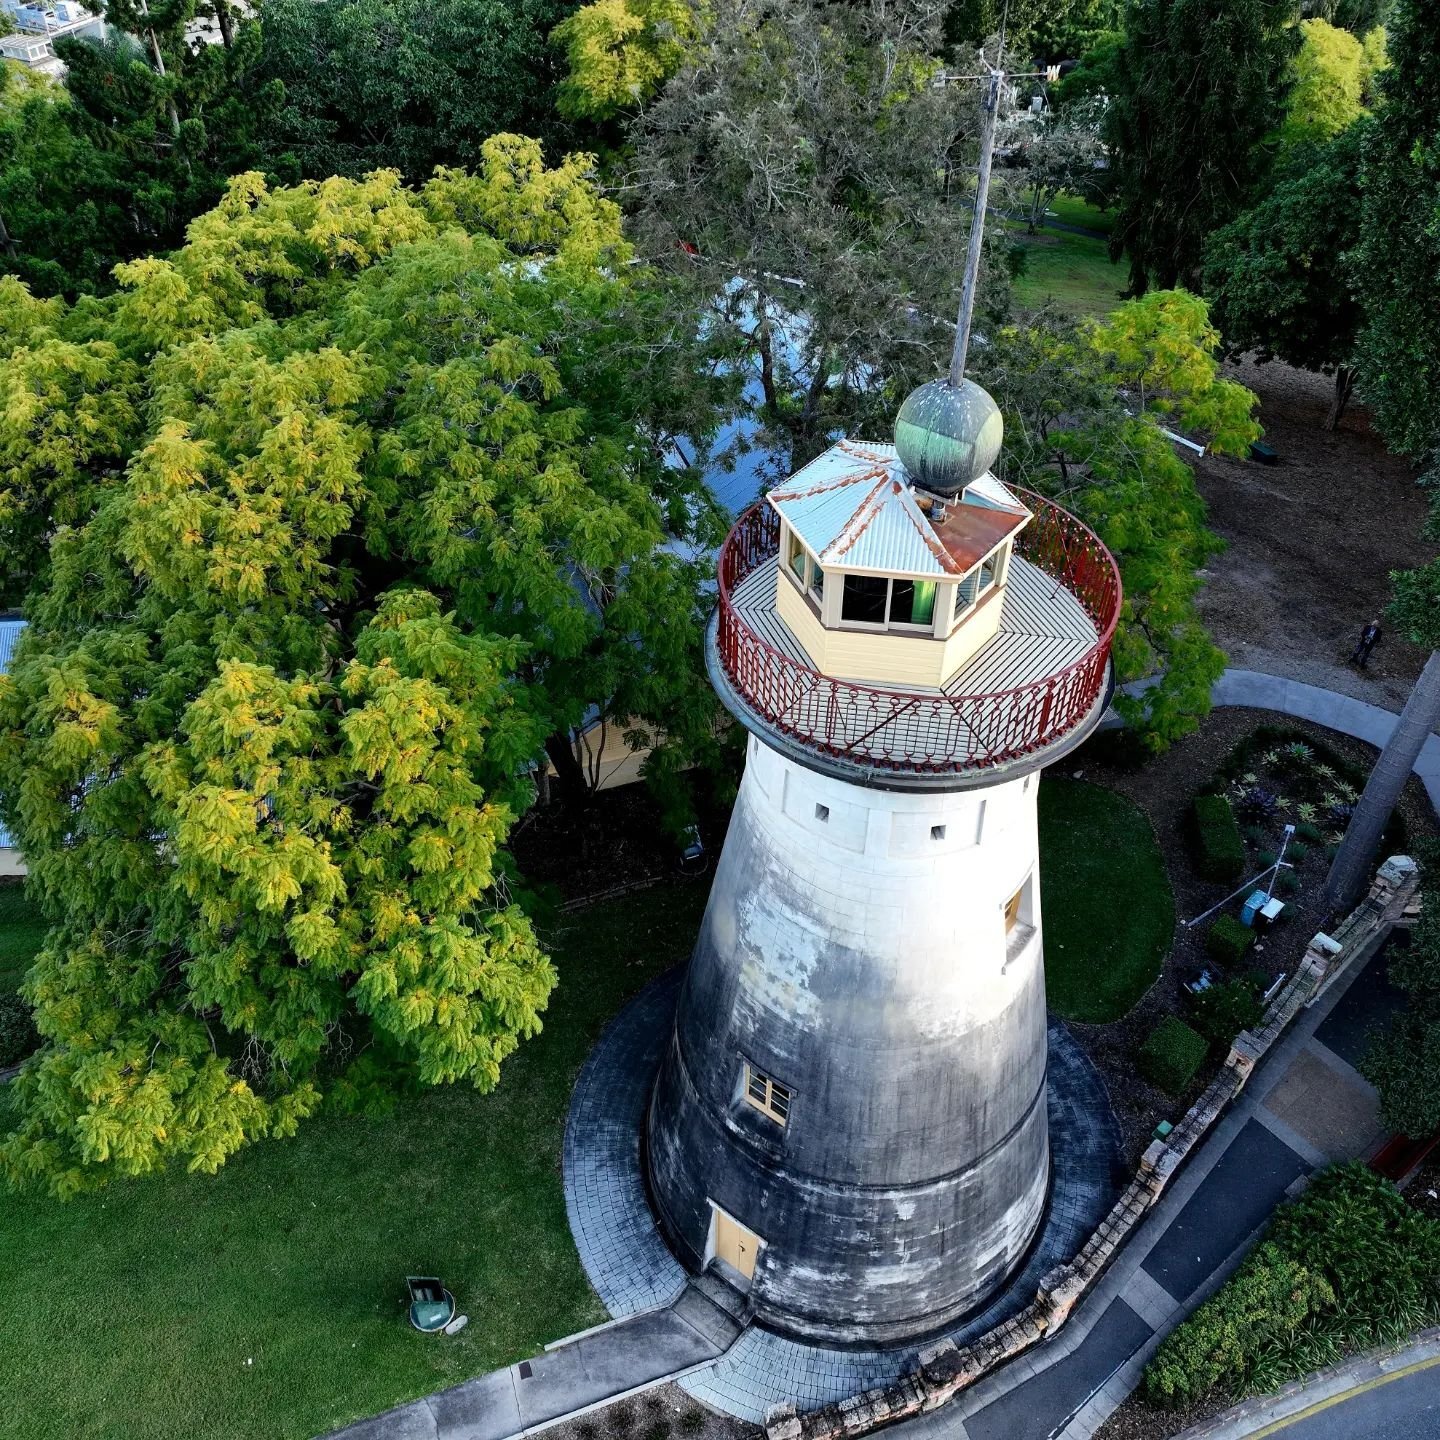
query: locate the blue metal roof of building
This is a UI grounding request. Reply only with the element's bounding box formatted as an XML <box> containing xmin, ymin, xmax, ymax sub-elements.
<box><xmin>0</xmin><ymin>619</ymin><xmax>24</xmax><ymax>849</ymax></box>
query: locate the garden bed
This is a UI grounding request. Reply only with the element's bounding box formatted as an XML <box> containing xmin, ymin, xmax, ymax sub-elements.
<box><xmin>1066</xmin><ymin>708</ymin><xmax>1437</xmax><ymax>1165</ymax></box>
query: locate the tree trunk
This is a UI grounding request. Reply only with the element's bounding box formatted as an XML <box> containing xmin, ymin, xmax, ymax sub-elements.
<box><xmin>756</xmin><ymin>313</ymin><xmax>777</xmax><ymax>411</ymax></box>
<box><xmin>0</xmin><ymin>207</ymin><xmax>18</xmax><ymax>258</ymax></box>
<box><xmin>544</xmin><ymin>730</ymin><xmax>591</xmax><ymax>812</ymax></box>
<box><xmin>1325</xmin><ymin>365</ymin><xmax>1355</xmax><ymax>431</ymax></box>
<box><xmin>214</xmin><ymin>0</ymin><xmax>234</xmax><ymax>47</ymax></box>
<box><xmin>1325</xmin><ymin>649</ymin><xmax>1440</xmax><ymax>912</ymax></box>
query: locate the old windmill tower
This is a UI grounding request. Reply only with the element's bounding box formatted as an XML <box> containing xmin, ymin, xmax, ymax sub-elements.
<box><xmin>646</xmin><ymin>65</ymin><xmax>1122</xmax><ymax>1344</ymax></box>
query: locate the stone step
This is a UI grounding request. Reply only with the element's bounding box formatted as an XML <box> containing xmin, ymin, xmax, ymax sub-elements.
<box><xmin>689</xmin><ymin>1268</ymin><xmax>754</xmax><ymax>1327</ymax></box>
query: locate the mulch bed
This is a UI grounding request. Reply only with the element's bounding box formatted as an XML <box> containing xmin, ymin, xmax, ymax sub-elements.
<box><xmin>534</xmin><ymin>1383</ymin><xmax>759</xmax><ymax>1440</ymax></box>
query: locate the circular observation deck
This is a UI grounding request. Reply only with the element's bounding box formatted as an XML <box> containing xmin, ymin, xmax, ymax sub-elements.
<box><xmin>708</xmin><ymin>495</ymin><xmax>1122</xmax><ymax>790</ymax></box>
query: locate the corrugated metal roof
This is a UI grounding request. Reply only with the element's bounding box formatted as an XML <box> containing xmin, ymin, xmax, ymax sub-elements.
<box><xmin>0</xmin><ymin>619</ymin><xmax>24</xmax><ymax>672</ymax></box>
<box><xmin>767</xmin><ymin>440</ymin><xmax>1030</xmax><ymax>579</ymax></box>
<box><xmin>962</xmin><ymin>474</ymin><xmax>1027</xmax><ymax>514</ymax></box>
<box><xmin>0</xmin><ymin>620</ymin><xmax>24</xmax><ymax>849</ymax></box>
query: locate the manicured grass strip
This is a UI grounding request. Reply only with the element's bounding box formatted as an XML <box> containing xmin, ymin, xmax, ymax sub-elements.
<box><xmin>0</xmin><ymin>880</ymin><xmax>710</xmax><ymax>1440</ymax></box>
<box><xmin>0</xmin><ymin>880</ymin><xmax>45</xmax><ymax>994</ymax></box>
<box><xmin>1010</xmin><ymin>224</ymin><xmax>1125</xmax><ymax>319</ymax></box>
<box><xmin>1039</xmin><ymin>777</ymin><xmax>1175</xmax><ymax>1023</ymax></box>
<box><xmin>1040</xmin><ymin>193</ymin><xmax>1116</xmax><ymax>235</ymax></box>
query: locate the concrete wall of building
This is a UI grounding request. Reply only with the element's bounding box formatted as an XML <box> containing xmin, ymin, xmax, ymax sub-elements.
<box><xmin>0</xmin><ymin>848</ymin><xmax>26</xmax><ymax>878</ymax></box>
<box><xmin>647</xmin><ymin>735</ymin><xmax>1050</xmax><ymax>1344</ymax></box>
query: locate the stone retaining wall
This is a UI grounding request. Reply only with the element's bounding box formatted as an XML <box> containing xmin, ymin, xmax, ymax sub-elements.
<box><xmin>764</xmin><ymin>856</ymin><xmax>1422</xmax><ymax>1440</ymax></box>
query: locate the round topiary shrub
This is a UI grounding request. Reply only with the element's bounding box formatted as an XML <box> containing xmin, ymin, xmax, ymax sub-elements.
<box><xmin>0</xmin><ymin>992</ymin><xmax>38</xmax><ymax>1067</ymax></box>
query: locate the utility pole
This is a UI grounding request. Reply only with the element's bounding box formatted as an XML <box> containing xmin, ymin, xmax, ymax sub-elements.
<box><xmin>951</xmin><ymin>66</ymin><xmax>1003</xmax><ymax>388</ymax></box>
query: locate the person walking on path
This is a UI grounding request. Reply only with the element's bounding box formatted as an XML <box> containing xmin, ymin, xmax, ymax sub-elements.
<box><xmin>1352</xmin><ymin>618</ymin><xmax>1382</xmax><ymax>668</ymax></box>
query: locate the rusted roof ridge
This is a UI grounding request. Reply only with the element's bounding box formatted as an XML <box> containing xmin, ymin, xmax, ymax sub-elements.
<box><xmin>770</xmin><ymin>462</ymin><xmax>888</xmax><ymax>504</ymax></box>
<box><xmin>819</xmin><ymin>472</ymin><xmax>899</xmax><ymax>561</ymax></box>
<box><xmin>900</xmin><ymin>490</ymin><xmax>965</xmax><ymax>575</ymax></box>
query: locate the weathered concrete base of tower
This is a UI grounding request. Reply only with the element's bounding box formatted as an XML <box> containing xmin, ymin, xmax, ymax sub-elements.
<box><xmin>646</xmin><ymin>736</ymin><xmax>1052</xmax><ymax>1345</ymax></box>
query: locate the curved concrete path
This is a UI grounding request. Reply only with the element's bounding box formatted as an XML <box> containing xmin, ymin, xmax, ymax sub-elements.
<box><xmin>1119</xmin><ymin>668</ymin><xmax>1440</xmax><ymax>811</ymax></box>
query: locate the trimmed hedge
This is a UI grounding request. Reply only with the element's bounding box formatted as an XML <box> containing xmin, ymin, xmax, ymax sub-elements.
<box><xmin>1191</xmin><ymin>977</ymin><xmax>1264</xmax><ymax>1047</ymax></box>
<box><xmin>1140</xmin><ymin>1016</ymin><xmax>1209</xmax><ymax>1094</ymax></box>
<box><xmin>1205</xmin><ymin>914</ymin><xmax>1254</xmax><ymax>968</ymax></box>
<box><xmin>1190</xmin><ymin>794</ymin><xmax>1245</xmax><ymax>883</ymax></box>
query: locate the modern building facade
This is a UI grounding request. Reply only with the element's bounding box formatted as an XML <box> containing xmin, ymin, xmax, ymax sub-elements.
<box><xmin>646</xmin><ymin>390</ymin><xmax>1121</xmax><ymax>1344</ymax></box>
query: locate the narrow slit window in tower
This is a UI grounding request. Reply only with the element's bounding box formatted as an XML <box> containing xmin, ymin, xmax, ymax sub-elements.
<box><xmin>744</xmin><ymin>1064</ymin><xmax>791</xmax><ymax>1125</ymax></box>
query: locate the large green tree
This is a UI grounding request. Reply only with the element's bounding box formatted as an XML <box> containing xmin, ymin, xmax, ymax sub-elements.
<box><xmin>1353</xmin><ymin>0</ymin><xmax>1439</xmax><ymax>472</ymax></box>
<box><xmin>258</xmin><ymin>0</ymin><xmax>579</xmax><ymax>180</ymax></box>
<box><xmin>1105</xmin><ymin>0</ymin><xmax>1300</xmax><ymax>295</ymax></box>
<box><xmin>1203</xmin><ymin>125</ymin><xmax>1367</xmax><ymax>427</ymax></box>
<box><xmin>0</xmin><ymin>20</ymin><xmax>279</xmax><ymax>297</ymax></box>
<box><xmin>624</xmin><ymin>0</ymin><xmax>1003</xmax><ymax>472</ymax></box>
<box><xmin>981</xmin><ymin>290</ymin><xmax>1260</xmax><ymax>746</ymax></box>
<box><xmin>0</xmin><ymin>139</ymin><xmax>723</xmax><ymax>1194</ymax></box>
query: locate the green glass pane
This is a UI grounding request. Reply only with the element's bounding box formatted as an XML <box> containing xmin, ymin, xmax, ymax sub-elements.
<box><xmin>910</xmin><ymin>580</ymin><xmax>936</xmax><ymax>626</ymax></box>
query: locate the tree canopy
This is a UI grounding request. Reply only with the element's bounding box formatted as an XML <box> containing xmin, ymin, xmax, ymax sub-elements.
<box><xmin>982</xmin><ymin>290</ymin><xmax>1259</xmax><ymax>746</ymax></box>
<box><xmin>1354</xmin><ymin>0</ymin><xmax>1440</xmax><ymax>645</ymax></box>
<box><xmin>0</xmin><ymin>19</ymin><xmax>279</xmax><ymax>297</ymax></box>
<box><xmin>1203</xmin><ymin>125</ymin><xmax>1367</xmax><ymax>427</ymax></box>
<box><xmin>1281</xmin><ymin>17</ymin><xmax>1383</xmax><ymax>151</ymax></box>
<box><xmin>257</xmin><ymin>0</ymin><xmax>579</xmax><ymax>180</ymax></box>
<box><xmin>1105</xmin><ymin>0</ymin><xmax>1300</xmax><ymax>295</ymax></box>
<box><xmin>624</xmin><ymin>0</ymin><xmax>1002</xmax><ymax>474</ymax></box>
<box><xmin>0</xmin><ymin>139</ymin><xmax>724</xmax><ymax>1194</ymax></box>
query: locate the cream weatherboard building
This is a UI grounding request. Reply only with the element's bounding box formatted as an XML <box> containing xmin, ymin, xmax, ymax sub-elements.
<box><xmin>645</xmin><ymin>380</ymin><xmax>1122</xmax><ymax>1344</ymax></box>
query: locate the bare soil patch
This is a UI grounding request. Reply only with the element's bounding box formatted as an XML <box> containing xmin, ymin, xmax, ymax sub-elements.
<box><xmin>1194</xmin><ymin>358</ymin><xmax>1435</xmax><ymax>709</ymax></box>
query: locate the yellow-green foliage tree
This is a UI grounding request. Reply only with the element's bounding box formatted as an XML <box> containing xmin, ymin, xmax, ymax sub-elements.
<box><xmin>983</xmin><ymin>291</ymin><xmax>1260</xmax><ymax>746</ymax></box>
<box><xmin>552</xmin><ymin>0</ymin><xmax>702</xmax><ymax>119</ymax></box>
<box><xmin>1282</xmin><ymin>17</ymin><xmax>1385</xmax><ymax>149</ymax></box>
<box><xmin>0</xmin><ymin>138</ymin><xmax>725</xmax><ymax>1195</ymax></box>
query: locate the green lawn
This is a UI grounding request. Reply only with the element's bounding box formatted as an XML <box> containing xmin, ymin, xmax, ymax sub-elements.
<box><xmin>1038</xmin><ymin>193</ymin><xmax>1115</xmax><ymax>235</ymax></box>
<box><xmin>1010</xmin><ymin>224</ymin><xmax>1126</xmax><ymax>319</ymax></box>
<box><xmin>1039</xmin><ymin>777</ymin><xmax>1175</xmax><ymax>1023</ymax></box>
<box><xmin>0</xmin><ymin>777</ymin><xmax>1172</xmax><ymax>1438</ymax></box>
<box><xmin>0</xmin><ymin>879</ymin><xmax>46</xmax><ymax>994</ymax></box>
<box><xmin>0</xmin><ymin>880</ymin><xmax>710</xmax><ymax>1440</ymax></box>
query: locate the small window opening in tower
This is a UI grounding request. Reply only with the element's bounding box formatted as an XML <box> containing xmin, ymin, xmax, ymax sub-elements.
<box><xmin>744</xmin><ymin>1064</ymin><xmax>791</xmax><ymax>1125</ymax></box>
<box><xmin>931</xmin><ymin>824</ymin><xmax>946</xmax><ymax>841</ymax></box>
<box><xmin>815</xmin><ymin>803</ymin><xmax>830</xmax><ymax>822</ymax></box>
<box><xmin>891</xmin><ymin>579</ymin><xmax>938</xmax><ymax>628</ymax></box>
<box><xmin>1004</xmin><ymin>885</ymin><xmax>1023</xmax><ymax>933</ymax></box>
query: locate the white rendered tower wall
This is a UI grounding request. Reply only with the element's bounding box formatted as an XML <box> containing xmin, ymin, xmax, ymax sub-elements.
<box><xmin>646</xmin><ymin>733</ymin><xmax>1050</xmax><ymax>1344</ymax></box>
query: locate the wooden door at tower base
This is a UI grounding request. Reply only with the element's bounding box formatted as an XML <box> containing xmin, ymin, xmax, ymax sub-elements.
<box><xmin>710</xmin><ymin>1206</ymin><xmax>761</xmax><ymax>1283</ymax></box>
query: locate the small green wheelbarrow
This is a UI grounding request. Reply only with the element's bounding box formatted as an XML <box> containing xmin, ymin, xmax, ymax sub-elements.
<box><xmin>406</xmin><ymin>1276</ymin><xmax>456</xmax><ymax>1333</ymax></box>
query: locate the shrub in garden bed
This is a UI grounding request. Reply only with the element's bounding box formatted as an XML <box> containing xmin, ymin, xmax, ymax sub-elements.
<box><xmin>1205</xmin><ymin>914</ymin><xmax>1253</xmax><ymax>967</ymax></box>
<box><xmin>1190</xmin><ymin>794</ymin><xmax>1245</xmax><ymax>883</ymax></box>
<box><xmin>1139</xmin><ymin>1016</ymin><xmax>1208</xmax><ymax>1094</ymax></box>
<box><xmin>1191</xmin><ymin>976</ymin><xmax>1264</xmax><ymax>1046</ymax></box>
<box><xmin>1144</xmin><ymin>1164</ymin><xmax>1440</xmax><ymax>1408</ymax></box>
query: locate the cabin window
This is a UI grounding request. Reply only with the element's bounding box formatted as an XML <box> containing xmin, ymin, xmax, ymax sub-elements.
<box><xmin>744</xmin><ymin>1064</ymin><xmax>792</xmax><ymax>1126</ymax></box>
<box><xmin>786</xmin><ymin>529</ymin><xmax>807</xmax><ymax>584</ymax></box>
<box><xmin>891</xmin><ymin>579</ymin><xmax>937</xmax><ymax>628</ymax></box>
<box><xmin>841</xmin><ymin>574</ymin><xmax>890</xmax><ymax>625</ymax></box>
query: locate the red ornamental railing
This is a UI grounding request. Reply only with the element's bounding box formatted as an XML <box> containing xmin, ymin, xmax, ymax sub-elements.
<box><xmin>716</xmin><ymin>492</ymin><xmax>1122</xmax><ymax>774</ymax></box>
